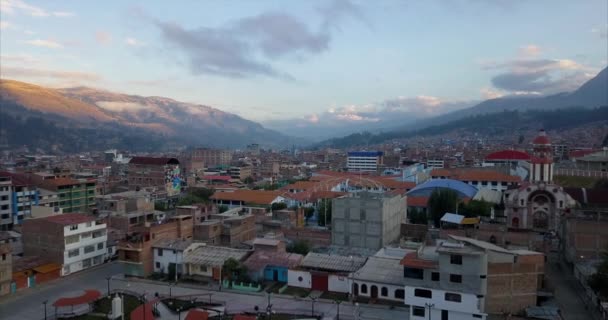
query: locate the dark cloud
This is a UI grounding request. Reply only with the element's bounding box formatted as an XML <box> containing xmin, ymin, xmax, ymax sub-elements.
<box><xmin>153</xmin><ymin>0</ymin><xmax>363</xmax><ymax>79</ymax></box>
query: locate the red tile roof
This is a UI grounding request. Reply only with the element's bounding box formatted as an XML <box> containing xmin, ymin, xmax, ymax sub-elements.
<box><xmin>0</xmin><ymin>171</ymin><xmax>34</xmax><ymax>186</ymax></box>
<box><xmin>53</xmin><ymin>290</ymin><xmax>101</xmax><ymax>307</ymax></box>
<box><xmin>40</xmin><ymin>213</ymin><xmax>96</xmax><ymax>225</ymax></box>
<box><xmin>532</xmin><ymin>129</ymin><xmax>551</xmax><ymax>145</ymax></box>
<box><xmin>400</xmin><ymin>252</ymin><xmax>438</xmax><ymax>269</ymax></box>
<box><xmin>42</xmin><ymin>177</ymin><xmax>80</xmax><ymax>187</ymax></box>
<box><xmin>485</xmin><ymin>150</ymin><xmax>531</xmax><ymax>161</ymax></box>
<box><xmin>129</xmin><ymin>156</ymin><xmax>179</xmax><ymax>165</ymax></box>
<box><xmin>185</xmin><ymin>309</ymin><xmax>209</xmax><ymax>320</ymax></box>
<box><xmin>233</xmin><ymin>315</ymin><xmax>256</xmax><ymax>320</ymax></box>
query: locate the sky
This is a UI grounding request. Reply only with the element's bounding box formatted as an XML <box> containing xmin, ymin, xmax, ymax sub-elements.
<box><xmin>1</xmin><ymin>0</ymin><xmax>607</xmax><ymax>130</ymax></box>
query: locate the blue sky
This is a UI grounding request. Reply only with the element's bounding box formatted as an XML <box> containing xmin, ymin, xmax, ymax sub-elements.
<box><xmin>1</xmin><ymin>0</ymin><xmax>606</xmax><ymax>127</ymax></box>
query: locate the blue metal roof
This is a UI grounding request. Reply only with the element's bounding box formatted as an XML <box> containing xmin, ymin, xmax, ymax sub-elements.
<box><xmin>406</xmin><ymin>179</ymin><xmax>478</xmax><ymax>198</ymax></box>
<box><xmin>347</xmin><ymin>151</ymin><xmax>383</xmax><ymax>157</ymax></box>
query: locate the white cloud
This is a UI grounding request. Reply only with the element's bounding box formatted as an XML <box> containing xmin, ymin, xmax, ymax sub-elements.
<box><xmin>23</xmin><ymin>29</ymin><xmax>35</xmax><ymax>35</ymax></box>
<box><xmin>0</xmin><ymin>66</ymin><xmax>101</xmax><ymax>82</ymax></box>
<box><xmin>125</xmin><ymin>37</ymin><xmax>146</xmax><ymax>46</ymax></box>
<box><xmin>591</xmin><ymin>24</ymin><xmax>608</xmax><ymax>38</ymax></box>
<box><xmin>24</xmin><ymin>39</ymin><xmax>63</xmax><ymax>48</ymax></box>
<box><xmin>0</xmin><ymin>21</ymin><xmax>11</xmax><ymax>29</ymax></box>
<box><xmin>519</xmin><ymin>44</ymin><xmax>541</xmax><ymax>57</ymax></box>
<box><xmin>0</xmin><ymin>0</ymin><xmax>74</xmax><ymax>17</ymax></box>
<box><xmin>480</xmin><ymin>88</ymin><xmax>504</xmax><ymax>100</ymax></box>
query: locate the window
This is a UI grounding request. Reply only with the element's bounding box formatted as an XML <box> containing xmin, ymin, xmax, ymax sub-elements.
<box><xmin>157</xmin><ymin>248</ymin><xmax>163</xmax><ymax>256</ymax></box>
<box><xmin>65</xmin><ymin>235</ymin><xmax>79</xmax><ymax>245</ymax></box>
<box><xmin>445</xmin><ymin>292</ymin><xmax>461</xmax><ymax>302</ymax></box>
<box><xmin>69</xmin><ymin>225</ymin><xmax>78</xmax><ymax>231</ymax></box>
<box><xmin>431</xmin><ymin>272</ymin><xmax>440</xmax><ymax>281</ymax></box>
<box><xmin>97</xmin><ymin>243</ymin><xmax>104</xmax><ymax>250</ymax></box>
<box><xmin>414</xmin><ymin>289</ymin><xmax>432</xmax><ymax>299</ymax></box>
<box><xmin>404</xmin><ymin>267</ymin><xmax>424</xmax><ymax>279</ymax></box>
<box><xmin>361</xmin><ymin>284</ymin><xmax>368</xmax><ymax>294</ymax></box>
<box><xmin>68</xmin><ymin>249</ymin><xmax>79</xmax><ymax>257</ymax></box>
<box><xmin>199</xmin><ymin>266</ymin><xmax>207</xmax><ymax>272</ymax></box>
<box><xmin>155</xmin><ymin>262</ymin><xmax>161</xmax><ymax>268</ymax></box>
<box><xmin>86</xmin><ymin>222</ymin><xmax>92</xmax><ymax>227</ymax></box>
<box><xmin>450</xmin><ymin>274</ymin><xmax>462</xmax><ymax>283</ymax></box>
<box><xmin>473</xmin><ymin>315</ymin><xmax>483</xmax><ymax>319</ymax></box>
<box><xmin>1</xmin><ymin>254</ymin><xmax>5</xmax><ymax>261</ymax></box>
<box><xmin>1</xmin><ymin>205</ymin><xmax>9</xmax><ymax>210</ymax></box>
<box><xmin>480</xmin><ymin>275</ymin><xmax>487</xmax><ymax>279</ymax></box>
<box><xmin>84</xmin><ymin>245</ymin><xmax>95</xmax><ymax>254</ymax></box>
<box><xmin>394</xmin><ymin>289</ymin><xmax>404</xmax><ymax>299</ymax></box>
<box><xmin>412</xmin><ymin>307</ymin><xmax>425</xmax><ymax>317</ymax></box>
<box><xmin>381</xmin><ymin>287</ymin><xmax>388</xmax><ymax>296</ymax></box>
<box><xmin>82</xmin><ymin>258</ymin><xmax>91</xmax><ymax>268</ymax></box>
<box><xmin>450</xmin><ymin>255</ymin><xmax>462</xmax><ymax>265</ymax></box>
<box><xmin>81</xmin><ymin>232</ymin><xmax>92</xmax><ymax>238</ymax></box>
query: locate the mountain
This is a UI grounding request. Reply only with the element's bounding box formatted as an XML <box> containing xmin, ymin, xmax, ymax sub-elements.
<box><xmin>0</xmin><ymin>79</ymin><xmax>300</xmax><ymax>151</ymax></box>
<box><xmin>318</xmin><ymin>66</ymin><xmax>608</xmax><ymax>147</ymax></box>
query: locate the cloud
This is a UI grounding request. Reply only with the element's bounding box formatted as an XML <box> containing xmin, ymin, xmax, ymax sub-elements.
<box><xmin>24</xmin><ymin>39</ymin><xmax>63</xmax><ymax>48</ymax></box>
<box><xmin>590</xmin><ymin>24</ymin><xmax>608</xmax><ymax>38</ymax></box>
<box><xmin>0</xmin><ymin>66</ymin><xmax>102</xmax><ymax>82</ymax></box>
<box><xmin>483</xmin><ymin>50</ymin><xmax>597</xmax><ymax>95</ymax></box>
<box><xmin>0</xmin><ymin>21</ymin><xmax>11</xmax><ymax>29</ymax></box>
<box><xmin>95</xmin><ymin>31</ymin><xmax>112</xmax><ymax>44</ymax></box>
<box><xmin>151</xmin><ymin>0</ymin><xmax>363</xmax><ymax>79</ymax></box>
<box><xmin>480</xmin><ymin>88</ymin><xmax>504</xmax><ymax>100</ymax></box>
<box><xmin>0</xmin><ymin>0</ymin><xmax>74</xmax><ymax>17</ymax></box>
<box><xmin>124</xmin><ymin>37</ymin><xmax>146</xmax><ymax>46</ymax></box>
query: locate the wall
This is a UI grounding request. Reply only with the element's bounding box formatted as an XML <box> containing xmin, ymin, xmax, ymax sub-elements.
<box><xmin>287</xmin><ymin>270</ymin><xmax>311</xmax><ymax>289</ymax></box>
<box><xmin>328</xmin><ymin>274</ymin><xmax>350</xmax><ymax>293</ymax></box>
<box><xmin>351</xmin><ymin>280</ymin><xmax>404</xmax><ymax>302</ymax></box>
<box><xmin>405</xmin><ymin>287</ymin><xmax>486</xmax><ymax>320</ymax></box>
<box><xmin>153</xmin><ymin>247</ymin><xmax>184</xmax><ymax>276</ymax></box>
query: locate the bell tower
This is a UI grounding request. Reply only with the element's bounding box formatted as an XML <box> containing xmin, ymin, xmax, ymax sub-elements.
<box><xmin>529</xmin><ymin>129</ymin><xmax>554</xmax><ymax>183</ymax></box>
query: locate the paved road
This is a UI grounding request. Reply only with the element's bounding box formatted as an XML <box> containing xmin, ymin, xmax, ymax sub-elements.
<box><xmin>0</xmin><ymin>262</ymin><xmax>409</xmax><ymax>320</ymax></box>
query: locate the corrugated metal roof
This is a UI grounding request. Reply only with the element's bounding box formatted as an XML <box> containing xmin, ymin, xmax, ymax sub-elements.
<box><xmin>300</xmin><ymin>252</ymin><xmax>367</xmax><ymax>272</ymax></box>
<box><xmin>183</xmin><ymin>246</ymin><xmax>250</xmax><ymax>267</ymax></box>
<box><xmin>440</xmin><ymin>213</ymin><xmax>464</xmax><ymax>224</ymax></box>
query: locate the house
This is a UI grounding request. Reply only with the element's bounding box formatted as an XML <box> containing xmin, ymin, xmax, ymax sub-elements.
<box><xmin>288</xmin><ymin>252</ymin><xmax>367</xmax><ymax>293</ymax></box>
<box><xmin>0</xmin><ymin>243</ymin><xmax>11</xmax><ymax>296</ymax></box>
<box><xmin>0</xmin><ymin>171</ymin><xmax>39</xmax><ymax>230</ymax></box>
<box><xmin>127</xmin><ymin>157</ymin><xmax>182</xmax><ymax>198</ymax></box>
<box><xmin>243</xmin><ymin>250</ymin><xmax>303</xmax><ymax>282</ymax></box>
<box><xmin>11</xmin><ymin>256</ymin><xmax>61</xmax><ymax>293</ymax></box>
<box><xmin>210</xmin><ymin>190</ymin><xmax>285</xmax><ymax>209</ymax></box>
<box><xmin>22</xmin><ymin>213</ymin><xmax>107</xmax><ymax>276</ymax></box>
<box><xmin>430</xmin><ymin>168</ymin><xmax>521</xmax><ymax>191</ymax></box>
<box><xmin>30</xmin><ymin>173</ymin><xmax>97</xmax><ymax>214</ymax></box>
<box><xmin>182</xmin><ymin>245</ymin><xmax>251</xmax><ymax>281</ymax></box>
<box><xmin>152</xmin><ymin>239</ymin><xmax>199</xmax><ymax>278</ymax></box>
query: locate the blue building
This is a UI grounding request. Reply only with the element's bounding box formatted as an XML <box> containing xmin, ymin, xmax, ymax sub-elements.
<box><xmin>244</xmin><ymin>250</ymin><xmax>303</xmax><ymax>283</ymax></box>
<box><xmin>0</xmin><ymin>172</ymin><xmax>39</xmax><ymax>230</ymax></box>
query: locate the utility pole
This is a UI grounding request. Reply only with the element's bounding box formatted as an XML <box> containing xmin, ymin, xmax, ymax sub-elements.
<box><xmin>334</xmin><ymin>300</ymin><xmax>343</xmax><ymax>320</ymax></box>
<box><xmin>425</xmin><ymin>302</ymin><xmax>435</xmax><ymax>320</ymax></box>
<box><xmin>43</xmin><ymin>300</ymin><xmax>48</xmax><ymax>320</ymax></box>
<box><xmin>310</xmin><ymin>297</ymin><xmax>317</xmax><ymax>317</ymax></box>
<box><xmin>106</xmin><ymin>276</ymin><xmax>112</xmax><ymax>296</ymax></box>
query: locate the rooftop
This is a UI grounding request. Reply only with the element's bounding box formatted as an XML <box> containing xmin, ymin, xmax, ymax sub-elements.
<box><xmin>152</xmin><ymin>238</ymin><xmax>194</xmax><ymax>251</ymax></box>
<box><xmin>430</xmin><ymin>168</ymin><xmax>521</xmax><ymax>183</ymax></box>
<box><xmin>485</xmin><ymin>150</ymin><xmax>531</xmax><ymax>161</ymax></box>
<box><xmin>36</xmin><ymin>213</ymin><xmax>97</xmax><ymax>226</ymax></box>
<box><xmin>300</xmin><ymin>252</ymin><xmax>367</xmax><ymax>272</ymax></box>
<box><xmin>129</xmin><ymin>156</ymin><xmax>179</xmax><ymax>165</ymax></box>
<box><xmin>210</xmin><ymin>190</ymin><xmax>283</xmax><ymax>205</ymax></box>
<box><xmin>183</xmin><ymin>245</ymin><xmax>250</xmax><ymax>267</ymax></box>
<box><xmin>243</xmin><ymin>251</ymin><xmax>303</xmax><ymax>271</ymax></box>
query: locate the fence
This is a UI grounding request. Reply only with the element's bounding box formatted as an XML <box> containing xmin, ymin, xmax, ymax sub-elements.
<box><xmin>554</xmin><ymin>168</ymin><xmax>608</xmax><ymax>178</ymax></box>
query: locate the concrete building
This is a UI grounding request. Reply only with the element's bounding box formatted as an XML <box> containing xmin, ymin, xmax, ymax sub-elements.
<box><xmin>572</xmin><ymin>149</ymin><xmax>608</xmax><ymax>172</ymax></box>
<box><xmin>182</xmin><ymin>245</ymin><xmax>251</xmax><ymax>281</ymax></box>
<box><xmin>193</xmin><ymin>210</ymin><xmax>256</xmax><ymax>247</ymax></box>
<box><xmin>288</xmin><ymin>252</ymin><xmax>367</xmax><ymax>293</ymax></box>
<box><xmin>426</xmin><ymin>159</ymin><xmax>445</xmax><ymax>169</ymax></box>
<box><xmin>34</xmin><ymin>176</ymin><xmax>96</xmax><ymax>214</ymax></box>
<box><xmin>22</xmin><ymin>213</ymin><xmax>108</xmax><ymax>276</ymax></box>
<box><xmin>347</xmin><ymin>151</ymin><xmax>384</xmax><ymax>172</ymax></box>
<box><xmin>228</xmin><ymin>166</ymin><xmax>252</xmax><ymax>181</ymax></box>
<box><xmin>0</xmin><ymin>243</ymin><xmax>11</xmax><ymax>296</ymax></box>
<box><xmin>430</xmin><ymin>168</ymin><xmax>521</xmax><ymax>192</ymax></box>
<box><xmin>0</xmin><ymin>171</ymin><xmax>39</xmax><ymax>230</ymax></box>
<box><xmin>191</xmin><ymin>148</ymin><xmax>233</xmax><ymax>168</ymax></box>
<box><xmin>0</xmin><ymin>230</ymin><xmax>22</xmax><ymax>256</ymax></box>
<box><xmin>152</xmin><ymin>238</ymin><xmax>196</xmax><ymax>278</ymax></box>
<box><xmin>127</xmin><ymin>157</ymin><xmax>182</xmax><ymax>197</ymax></box>
<box><xmin>332</xmin><ymin>192</ymin><xmax>406</xmax><ymax>251</ymax></box>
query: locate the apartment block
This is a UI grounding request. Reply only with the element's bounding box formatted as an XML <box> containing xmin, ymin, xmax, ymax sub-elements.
<box><xmin>332</xmin><ymin>192</ymin><xmax>406</xmax><ymax>250</ymax></box>
<box><xmin>22</xmin><ymin>213</ymin><xmax>108</xmax><ymax>276</ymax></box>
<box><xmin>127</xmin><ymin>157</ymin><xmax>182</xmax><ymax>197</ymax></box>
<box><xmin>347</xmin><ymin>151</ymin><xmax>384</xmax><ymax>172</ymax></box>
<box><xmin>0</xmin><ymin>243</ymin><xmax>11</xmax><ymax>296</ymax></box>
<box><xmin>191</xmin><ymin>148</ymin><xmax>233</xmax><ymax>168</ymax></box>
<box><xmin>33</xmin><ymin>175</ymin><xmax>96</xmax><ymax>214</ymax></box>
<box><xmin>0</xmin><ymin>172</ymin><xmax>39</xmax><ymax>230</ymax></box>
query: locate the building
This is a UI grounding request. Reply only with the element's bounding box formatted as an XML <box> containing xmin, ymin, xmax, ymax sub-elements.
<box><xmin>397</xmin><ymin>236</ymin><xmax>544</xmax><ymax>319</ymax></box>
<box><xmin>0</xmin><ymin>171</ymin><xmax>39</xmax><ymax>230</ymax></box>
<box><xmin>571</xmin><ymin>149</ymin><xmax>608</xmax><ymax>172</ymax></box>
<box><xmin>210</xmin><ymin>190</ymin><xmax>285</xmax><ymax>209</ymax></box>
<box><xmin>22</xmin><ymin>213</ymin><xmax>108</xmax><ymax>276</ymax></box>
<box><xmin>228</xmin><ymin>166</ymin><xmax>252</xmax><ymax>181</ymax></box>
<box><xmin>332</xmin><ymin>192</ymin><xmax>406</xmax><ymax>251</ymax></box>
<box><xmin>127</xmin><ymin>157</ymin><xmax>182</xmax><ymax>197</ymax></box>
<box><xmin>117</xmin><ymin>215</ymin><xmax>193</xmax><ymax>277</ymax></box>
<box><xmin>152</xmin><ymin>238</ymin><xmax>197</xmax><ymax>278</ymax></box>
<box><xmin>182</xmin><ymin>245</ymin><xmax>251</xmax><ymax>281</ymax></box>
<box><xmin>347</xmin><ymin>151</ymin><xmax>384</xmax><ymax>172</ymax></box>
<box><xmin>0</xmin><ymin>230</ymin><xmax>22</xmax><ymax>256</ymax></box>
<box><xmin>191</xmin><ymin>148</ymin><xmax>233</xmax><ymax>168</ymax></box>
<box><xmin>243</xmin><ymin>250</ymin><xmax>303</xmax><ymax>283</ymax></box>
<box><xmin>426</xmin><ymin>159</ymin><xmax>445</xmax><ymax>169</ymax></box>
<box><xmin>38</xmin><ymin>188</ymin><xmax>59</xmax><ymax>209</ymax></box>
<box><xmin>504</xmin><ymin>130</ymin><xmax>576</xmax><ymax>231</ymax></box>
<box><xmin>34</xmin><ymin>176</ymin><xmax>96</xmax><ymax>214</ymax></box>
<box><xmin>0</xmin><ymin>243</ymin><xmax>11</xmax><ymax>296</ymax></box>
<box><xmin>288</xmin><ymin>252</ymin><xmax>367</xmax><ymax>293</ymax></box>
<box><xmin>430</xmin><ymin>168</ymin><xmax>521</xmax><ymax>191</ymax></box>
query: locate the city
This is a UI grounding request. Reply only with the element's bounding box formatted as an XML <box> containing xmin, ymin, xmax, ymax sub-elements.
<box><xmin>0</xmin><ymin>1</ymin><xmax>607</xmax><ymax>320</ymax></box>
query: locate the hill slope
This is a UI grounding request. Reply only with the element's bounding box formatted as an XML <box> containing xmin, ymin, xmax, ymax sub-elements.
<box><xmin>0</xmin><ymin>79</ymin><xmax>297</xmax><ymax>150</ymax></box>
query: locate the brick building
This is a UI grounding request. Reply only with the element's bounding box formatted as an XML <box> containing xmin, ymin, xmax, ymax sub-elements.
<box><xmin>127</xmin><ymin>157</ymin><xmax>182</xmax><ymax>197</ymax></box>
<box><xmin>191</xmin><ymin>148</ymin><xmax>233</xmax><ymax>168</ymax></box>
<box><xmin>0</xmin><ymin>243</ymin><xmax>11</xmax><ymax>296</ymax></box>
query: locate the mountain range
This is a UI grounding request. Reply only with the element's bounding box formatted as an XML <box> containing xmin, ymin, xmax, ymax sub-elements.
<box><xmin>0</xmin><ymin>79</ymin><xmax>299</xmax><ymax>151</ymax></box>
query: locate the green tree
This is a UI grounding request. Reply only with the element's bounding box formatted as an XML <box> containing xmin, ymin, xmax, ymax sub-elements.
<box><xmin>287</xmin><ymin>240</ymin><xmax>311</xmax><ymax>255</ymax></box>
<box><xmin>222</xmin><ymin>258</ymin><xmax>249</xmax><ymax>285</ymax></box>
<box><xmin>218</xmin><ymin>205</ymin><xmax>229</xmax><ymax>213</ymax></box>
<box><xmin>317</xmin><ymin>199</ymin><xmax>332</xmax><ymax>227</ymax></box>
<box><xmin>190</xmin><ymin>188</ymin><xmax>214</xmax><ymax>201</ymax></box>
<box><xmin>428</xmin><ymin>189</ymin><xmax>459</xmax><ymax>227</ymax></box>
<box><xmin>408</xmin><ymin>208</ymin><xmax>428</xmax><ymax>225</ymax></box>
<box><xmin>154</xmin><ymin>201</ymin><xmax>168</xmax><ymax>211</ymax></box>
<box><xmin>588</xmin><ymin>250</ymin><xmax>608</xmax><ymax>299</ymax></box>
<box><xmin>458</xmin><ymin>200</ymin><xmax>492</xmax><ymax>217</ymax></box>
<box><xmin>243</xmin><ymin>176</ymin><xmax>255</xmax><ymax>185</ymax></box>
<box><xmin>304</xmin><ymin>207</ymin><xmax>315</xmax><ymax>223</ymax></box>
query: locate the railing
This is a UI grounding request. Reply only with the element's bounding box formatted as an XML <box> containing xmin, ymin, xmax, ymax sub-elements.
<box><xmin>554</xmin><ymin>168</ymin><xmax>608</xmax><ymax>178</ymax></box>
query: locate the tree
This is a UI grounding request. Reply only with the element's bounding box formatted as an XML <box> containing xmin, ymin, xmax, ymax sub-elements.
<box><xmin>304</xmin><ymin>207</ymin><xmax>315</xmax><ymax>223</ymax></box>
<box><xmin>154</xmin><ymin>201</ymin><xmax>168</xmax><ymax>211</ymax></box>
<box><xmin>318</xmin><ymin>199</ymin><xmax>332</xmax><ymax>227</ymax></box>
<box><xmin>190</xmin><ymin>188</ymin><xmax>214</xmax><ymax>201</ymax></box>
<box><xmin>518</xmin><ymin>134</ymin><xmax>525</xmax><ymax>144</ymax></box>
<box><xmin>243</xmin><ymin>176</ymin><xmax>255</xmax><ymax>185</ymax></box>
<box><xmin>588</xmin><ymin>250</ymin><xmax>608</xmax><ymax>299</ymax></box>
<box><xmin>594</xmin><ymin>178</ymin><xmax>608</xmax><ymax>189</ymax></box>
<box><xmin>218</xmin><ymin>205</ymin><xmax>229</xmax><ymax>213</ymax></box>
<box><xmin>458</xmin><ymin>200</ymin><xmax>492</xmax><ymax>217</ymax></box>
<box><xmin>222</xmin><ymin>258</ymin><xmax>249</xmax><ymax>285</ymax></box>
<box><xmin>408</xmin><ymin>208</ymin><xmax>428</xmax><ymax>225</ymax></box>
<box><xmin>428</xmin><ymin>189</ymin><xmax>459</xmax><ymax>227</ymax></box>
<box><xmin>287</xmin><ymin>240</ymin><xmax>310</xmax><ymax>255</ymax></box>
<box><xmin>271</xmin><ymin>202</ymin><xmax>287</xmax><ymax>211</ymax></box>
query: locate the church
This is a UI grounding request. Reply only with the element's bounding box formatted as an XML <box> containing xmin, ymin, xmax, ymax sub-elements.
<box><xmin>503</xmin><ymin>129</ymin><xmax>576</xmax><ymax>231</ymax></box>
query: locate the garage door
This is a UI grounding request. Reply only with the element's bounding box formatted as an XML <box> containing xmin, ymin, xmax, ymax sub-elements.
<box><xmin>311</xmin><ymin>273</ymin><xmax>328</xmax><ymax>291</ymax></box>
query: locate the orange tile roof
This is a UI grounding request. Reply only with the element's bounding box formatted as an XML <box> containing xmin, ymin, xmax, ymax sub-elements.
<box><xmin>185</xmin><ymin>310</ymin><xmax>209</xmax><ymax>320</ymax></box>
<box><xmin>210</xmin><ymin>190</ymin><xmax>282</xmax><ymax>205</ymax></box>
<box><xmin>430</xmin><ymin>168</ymin><xmax>520</xmax><ymax>183</ymax></box>
<box><xmin>42</xmin><ymin>177</ymin><xmax>80</xmax><ymax>187</ymax></box>
<box><xmin>408</xmin><ymin>196</ymin><xmax>429</xmax><ymax>207</ymax></box>
<box><xmin>41</xmin><ymin>213</ymin><xmax>96</xmax><ymax>225</ymax></box>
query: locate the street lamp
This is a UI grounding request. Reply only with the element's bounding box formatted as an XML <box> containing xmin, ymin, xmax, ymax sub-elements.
<box><xmin>310</xmin><ymin>296</ymin><xmax>318</xmax><ymax>317</ymax></box>
<box><xmin>334</xmin><ymin>300</ymin><xmax>343</xmax><ymax>320</ymax></box>
<box><xmin>266</xmin><ymin>292</ymin><xmax>273</xmax><ymax>320</ymax></box>
<box><xmin>141</xmin><ymin>293</ymin><xmax>147</xmax><ymax>320</ymax></box>
<box><xmin>42</xmin><ymin>300</ymin><xmax>48</xmax><ymax>320</ymax></box>
<box><xmin>177</xmin><ymin>307</ymin><xmax>182</xmax><ymax>320</ymax></box>
<box><xmin>424</xmin><ymin>302</ymin><xmax>435</xmax><ymax>320</ymax></box>
<box><xmin>106</xmin><ymin>276</ymin><xmax>112</xmax><ymax>296</ymax></box>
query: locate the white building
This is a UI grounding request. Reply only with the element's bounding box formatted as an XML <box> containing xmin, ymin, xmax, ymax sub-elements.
<box><xmin>152</xmin><ymin>239</ymin><xmax>198</xmax><ymax>278</ymax></box>
<box><xmin>22</xmin><ymin>213</ymin><xmax>107</xmax><ymax>276</ymax></box>
<box><xmin>347</xmin><ymin>151</ymin><xmax>384</xmax><ymax>172</ymax></box>
<box><xmin>406</xmin><ymin>287</ymin><xmax>484</xmax><ymax>320</ymax></box>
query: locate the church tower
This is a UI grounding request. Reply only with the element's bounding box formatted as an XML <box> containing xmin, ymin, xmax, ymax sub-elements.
<box><xmin>529</xmin><ymin>129</ymin><xmax>554</xmax><ymax>183</ymax></box>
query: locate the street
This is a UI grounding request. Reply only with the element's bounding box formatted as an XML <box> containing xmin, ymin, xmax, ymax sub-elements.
<box><xmin>0</xmin><ymin>262</ymin><xmax>409</xmax><ymax>320</ymax></box>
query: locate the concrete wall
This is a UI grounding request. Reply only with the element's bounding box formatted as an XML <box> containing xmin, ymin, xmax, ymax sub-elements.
<box><xmin>351</xmin><ymin>280</ymin><xmax>404</xmax><ymax>302</ymax></box>
<box><xmin>406</xmin><ymin>287</ymin><xmax>486</xmax><ymax>320</ymax></box>
<box><xmin>328</xmin><ymin>274</ymin><xmax>350</xmax><ymax>293</ymax></box>
<box><xmin>153</xmin><ymin>247</ymin><xmax>184</xmax><ymax>275</ymax></box>
<box><xmin>287</xmin><ymin>270</ymin><xmax>311</xmax><ymax>289</ymax></box>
